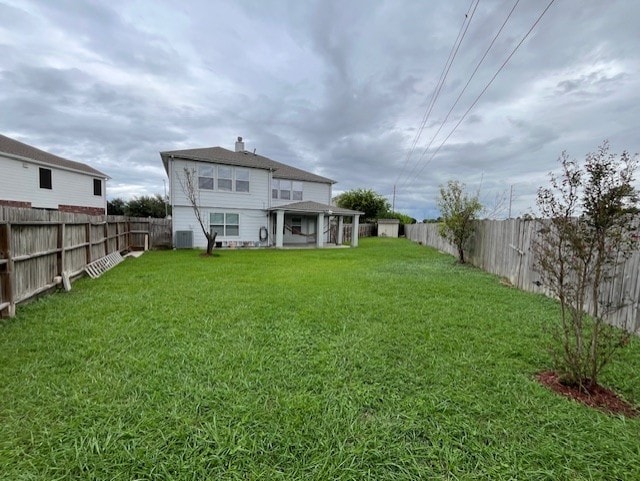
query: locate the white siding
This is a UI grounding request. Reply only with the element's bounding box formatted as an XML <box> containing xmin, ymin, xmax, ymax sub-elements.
<box><xmin>168</xmin><ymin>157</ymin><xmax>335</xmax><ymax>248</ymax></box>
<box><xmin>172</xmin><ymin>205</ymin><xmax>269</xmax><ymax>248</ymax></box>
<box><xmin>170</xmin><ymin>159</ymin><xmax>271</xmax><ymax>210</ymax></box>
<box><xmin>0</xmin><ymin>154</ymin><xmax>106</xmax><ymax>210</ymax></box>
<box><xmin>271</xmin><ymin>180</ymin><xmax>332</xmax><ymax>207</ymax></box>
<box><xmin>169</xmin><ymin>158</ymin><xmax>271</xmax><ymax>248</ymax></box>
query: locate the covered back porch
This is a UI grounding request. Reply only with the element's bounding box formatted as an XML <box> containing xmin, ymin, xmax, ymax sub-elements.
<box><xmin>268</xmin><ymin>201</ymin><xmax>363</xmax><ymax>249</ymax></box>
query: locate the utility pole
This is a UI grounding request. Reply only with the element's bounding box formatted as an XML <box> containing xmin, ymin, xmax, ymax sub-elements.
<box><xmin>392</xmin><ymin>184</ymin><xmax>396</xmax><ymax>212</ymax></box>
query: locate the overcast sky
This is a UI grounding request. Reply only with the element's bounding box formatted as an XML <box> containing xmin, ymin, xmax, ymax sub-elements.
<box><xmin>1</xmin><ymin>0</ymin><xmax>638</xmax><ymax>220</ymax></box>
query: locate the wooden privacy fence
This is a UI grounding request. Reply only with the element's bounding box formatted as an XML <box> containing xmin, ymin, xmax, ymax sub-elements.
<box><xmin>0</xmin><ymin>207</ymin><xmax>171</xmax><ymax>318</ymax></box>
<box><xmin>340</xmin><ymin>223</ymin><xmax>375</xmax><ymax>244</ymax></box>
<box><xmin>405</xmin><ymin>219</ymin><xmax>640</xmax><ymax>332</ymax></box>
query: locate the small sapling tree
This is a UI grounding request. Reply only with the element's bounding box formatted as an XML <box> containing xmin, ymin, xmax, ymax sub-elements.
<box><xmin>534</xmin><ymin>142</ymin><xmax>639</xmax><ymax>390</ymax></box>
<box><xmin>180</xmin><ymin>167</ymin><xmax>217</xmax><ymax>255</ymax></box>
<box><xmin>437</xmin><ymin>180</ymin><xmax>482</xmax><ymax>263</ymax></box>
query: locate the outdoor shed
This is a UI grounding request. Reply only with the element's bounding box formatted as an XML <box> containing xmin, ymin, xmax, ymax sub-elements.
<box><xmin>377</xmin><ymin>218</ymin><xmax>399</xmax><ymax>238</ymax></box>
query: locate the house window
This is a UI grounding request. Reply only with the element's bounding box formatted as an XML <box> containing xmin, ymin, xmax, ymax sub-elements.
<box><xmin>93</xmin><ymin>179</ymin><xmax>102</xmax><ymax>196</ymax></box>
<box><xmin>235</xmin><ymin>168</ymin><xmax>250</xmax><ymax>192</ymax></box>
<box><xmin>198</xmin><ymin>165</ymin><xmax>214</xmax><ymax>190</ymax></box>
<box><xmin>210</xmin><ymin>212</ymin><xmax>239</xmax><ymax>237</ymax></box>
<box><xmin>218</xmin><ymin>166</ymin><xmax>232</xmax><ymax>191</ymax></box>
<box><xmin>292</xmin><ymin>181</ymin><xmax>303</xmax><ymax>201</ymax></box>
<box><xmin>39</xmin><ymin>168</ymin><xmax>52</xmax><ymax>189</ymax></box>
<box><xmin>226</xmin><ymin>213</ymin><xmax>239</xmax><ymax>236</ymax></box>
<box><xmin>272</xmin><ymin>179</ymin><xmax>279</xmax><ymax>199</ymax></box>
<box><xmin>279</xmin><ymin>180</ymin><xmax>291</xmax><ymax>200</ymax></box>
<box><xmin>291</xmin><ymin>216</ymin><xmax>302</xmax><ymax>235</ymax></box>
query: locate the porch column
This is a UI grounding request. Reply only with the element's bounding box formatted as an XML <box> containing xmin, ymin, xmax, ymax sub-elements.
<box><xmin>337</xmin><ymin>216</ymin><xmax>344</xmax><ymax>245</ymax></box>
<box><xmin>317</xmin><ymin>212</ymin><xmax>325</xmax><ymax>247</ymax></box>
<box><xmin>351</xmin><ymin>214</ymin><xmax>360</xmax><ymax>247</ymax></box>
<box><xmin>275</xmin><ymin>209</ymin><xmax>284</xmax><ymax>248</ymax></box>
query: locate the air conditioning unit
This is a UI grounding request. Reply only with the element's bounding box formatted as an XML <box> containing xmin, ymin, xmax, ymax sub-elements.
<box><xmin>175</xmin><ymin>230</ymin><xmax>193</xmax><ymax>249</ymax></box>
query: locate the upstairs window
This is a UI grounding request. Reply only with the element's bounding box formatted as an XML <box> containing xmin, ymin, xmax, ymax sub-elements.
<box><xmin>218</xmin><ymin>166</ymin><xmax>232</xmax><ymax>191</ymax></box>
<box><xmin>198</xmin><ymin>165</ymin><xmax>214</xmax><ymax>190</ymax></box>
<box><xmin>39</xmin><ymin>168</ymin><xmax>52</xmax><ymax>189</ymax></box>
<box><xmin>272</xmin><ymin>179</ymin><xmax>279</xmax><ymax>199</ymax></box>
<box><xmin>292</xmin><ymin>181</ymin><xmax>303</xmax><ymax>201</ymax></box>
<box><xmin>235</xmin><ymin>168</ymin><xmax>250</xmax><ymax>192</ymax></box>
<box><xmin>279</xmin><ymin>180</ymin><xmax>291</xmax><ymax>200</ymax></box>
<box><xmin>93</xmin><ymin>178</ymin><xmax>102</xmax><ymax>196</ymax></box>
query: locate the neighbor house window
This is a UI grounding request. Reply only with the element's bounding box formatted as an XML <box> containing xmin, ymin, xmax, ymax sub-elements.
<box><xmin>292</xmin><ymin>181</ymin><xmax>303</xmax><ymax>201</ymax></box>
<box><xmin>235</xmin><ymin>168</ymin><xmax>250</xmax><ymax>192</ymax></box>
<box><xmin>291</xmin><ymin>216</ymin><xmax>302</xmax><ymax>235</ymax></box>
<box><xmin>279</xmin><ymin>180</ymin><xmax>291</xmax><ymax>200</ymax></box>
<box><xmin>218</xmin><ymin>166</ymin><xmax>232</xmax><ymax>191</ymax></box>
<box><xmin>93</xmin><ymin>179</ymin><xmax>102</xmax><ymax>196</ymax></box>
<box><xmin>198</xmin><ymin>165</ymin><xmax>214</xmax><ymax>190</ymax></box>
<box><xmin>210</xmin><ymin>212</ymin><xmax>239</xmax><ymax>237</ymax></box>
<box><xmin>272</xmin><ymin>179</ymin><xmax>279</xmax><ymax>199</ymax></box>
<box><xmin>39</xmin><ymin>168</ymin><xmax>52</xmax><ymax>189</ymax></box>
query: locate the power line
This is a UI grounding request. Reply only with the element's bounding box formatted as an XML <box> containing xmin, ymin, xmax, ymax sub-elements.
<box><xmin>394</xmin><ymin>0</ymin><xmax>480</xmax><ymax>187</ymax></box>
<box><xmin>398</xmin><ymin>0</ymin><xmax>521</xmax><ymax>189</ymax></box>
<box><xmin>407</xmin><ymin>0</ymin><xmax>557</xmax><ymax>187</ymax></box>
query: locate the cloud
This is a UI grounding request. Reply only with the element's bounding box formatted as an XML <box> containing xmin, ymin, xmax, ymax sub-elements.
<box><xmin>0</xmin><ymin>0</ymin><xmax>638</xmax><ymax>218</ymax></box>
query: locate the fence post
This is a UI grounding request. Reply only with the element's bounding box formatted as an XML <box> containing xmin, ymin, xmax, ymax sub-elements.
<box><xmin>103</xmin><ymin>222</ymin><xmax>108</xmax><ymax>256</ymax></box>
<box><xmin>56</xmin><ymin>222</ymin><xmax>65</xmax><ymax>277</ymax></box>
<box><xmin>85</xmin><ymin>222</ymin><xmax>92</xmax><ymax>265</ymax></box>
<box><xmin>0</xmin><ymin>223</ymin><xmax>15</xmax><ymax>317</ymax></box>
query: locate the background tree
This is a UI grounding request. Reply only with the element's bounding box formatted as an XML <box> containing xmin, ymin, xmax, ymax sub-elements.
<box><xmin>335</xmin><ymin>188</ymin><xmax>390</xmax><ymax>222</ymax></box>
<box><xmin>379</xmin><ymin>211</ymin><xmax>416</xmax><ymax>225</ymax></box>
<box><xmin>533</xmin><ymin>142</ymin><xmax>639</xmax><ymax>390</ymax></box>
<box><xmin>437</xmin><ymin>180</ymin><xmax>482</xmax><ymax>263</ymax></box>
<box><xmin>180</xmin><ymin>168</ymin><xmax>217</xmax><ymax>255</ymax></box>
<box><xmin>107</xmin><ymin>198</ymin><xmax>126</xmax><ymax>215</ymax></box>
<box><xmin>107</xmin><ymin>195</ymin><xmax>170</xmax><ymax>218</ymax></box>
<box><xmin>126</xmin><ymin>194</ymin><xmax>169</xmax><ymax>218</ymax></box>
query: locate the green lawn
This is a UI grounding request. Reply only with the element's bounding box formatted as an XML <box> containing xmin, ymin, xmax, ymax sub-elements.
<box><xmin>1</xmin><ymin>238</ymin><xmax>639</xmax><ymax>480</ymax></box>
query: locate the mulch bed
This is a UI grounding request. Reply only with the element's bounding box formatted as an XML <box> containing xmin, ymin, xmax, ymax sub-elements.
<box><xmin>536</xmin><ymin>371</ymin><xmax>638</xmax><ymax>418</ymax></box>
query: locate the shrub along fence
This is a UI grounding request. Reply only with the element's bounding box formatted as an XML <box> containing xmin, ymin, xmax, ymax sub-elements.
<box><xmin>0</xmin><ymin>207</ymin><xmax>171</xmax><ymax>318</ymax></box>
<box><xmin>405</xmin><ymin>219</ymin><xmax>640</xmax><ymax>332</ymax></box>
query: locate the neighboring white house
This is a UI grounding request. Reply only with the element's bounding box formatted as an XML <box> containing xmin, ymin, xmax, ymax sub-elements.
<box><xmin>0</xmin><ymin>134</ymin><xmax>108</xmax><ymax>215</ymax></box>
<box><xmin>160</xmin><ymin>137</ymin><xmax>363</xmax><ymax>248</ymax></box>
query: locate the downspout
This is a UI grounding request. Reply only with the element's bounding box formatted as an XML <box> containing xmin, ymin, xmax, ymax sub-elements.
<box><xmin>268</xmin><ymin>168</ymin><xmax>274</xmax><ymax>246</ymax></box>
<box><xmin>168</xmin><ymin>155</ymin><xmax>173</xmax><ymax>208</ymax></box>
<box><xmin>169</xmin><ymin>155</ymin><xmax>175</xmax><ymax>242</ymax></box>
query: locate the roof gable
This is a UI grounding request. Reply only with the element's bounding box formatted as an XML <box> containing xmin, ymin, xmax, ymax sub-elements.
<box><xmin>160</xmin><ymin>146</ymin><xmax>335</xmax><ymax>184</ymax></box>
<box><xmin>0</xmin><ymin>134</ymin><xmax>108</xmax><ymax>178</ymax></box>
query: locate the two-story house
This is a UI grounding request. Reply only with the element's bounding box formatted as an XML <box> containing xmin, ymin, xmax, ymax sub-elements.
<box><xmin>0</xmin><ymin>134</ymin><xmax>108</xmax><ymax>215</ymax></box>
<box><xmin>160</xmin><ymin>137</ymin><xmax>362</xmax><ymax>248</ymax></box>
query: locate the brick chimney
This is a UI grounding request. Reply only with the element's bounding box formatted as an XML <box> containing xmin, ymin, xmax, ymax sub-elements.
<box><xmin>235</xmin><ymin>136</ymin><xmax>245</xmax><ymax>152</ymax></box>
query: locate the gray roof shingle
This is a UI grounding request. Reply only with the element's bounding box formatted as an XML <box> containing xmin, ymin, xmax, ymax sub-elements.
<box><xmin>0</xmin><ymin>134</ymin><xmax>108</xmax><ymax>178</ymax></box>
<box><xmin>160</xmin><ymin>146</ymin><xmax>335</xmax><ymax>184</ymax></box>
<box><xmin>268</xmin><ymin>201</ymin><xmax>363</xmax><ymax>216</ymax></box>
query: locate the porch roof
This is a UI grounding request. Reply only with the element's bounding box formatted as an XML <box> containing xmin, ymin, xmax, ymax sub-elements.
<box><xmin>268</xmin><ymin>201</ymin><xmax>363</xmax><ymax>216</ymax></box>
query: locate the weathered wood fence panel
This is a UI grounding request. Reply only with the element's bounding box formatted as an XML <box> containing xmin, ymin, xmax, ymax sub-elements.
<box><xmin>0</xmin><ymin>207</ymin><xmax>172</xmax><ymax>318</ymax></box>
<box><xmin>341</xmin><ymin>223</ymin><xmax>375</xmax><ymax>244</ymax></box>
<box><xmin>405</xmin><ymin>220</ymin><xmax>640</xmax><ymax>332</ymax></box>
